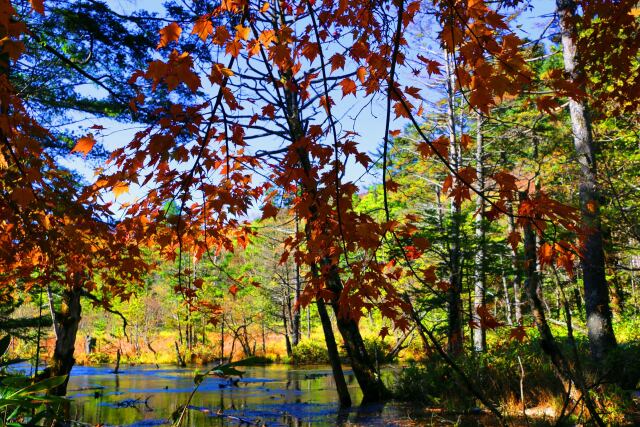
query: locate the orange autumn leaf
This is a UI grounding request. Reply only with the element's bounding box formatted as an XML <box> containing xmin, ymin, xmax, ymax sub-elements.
<box><xmin>192</xmin><ymin>18</ymin><xmax>213</xmax><ymax>41</ymax></box>
<box><xmin>393</xmin><ymin>101</ymin><xmax>410</xmax><ymax>118</ymax></box>
<box><xmin>226</xmin><ymin>40</ymin><xmax>242</xmax><ymax>57</ymax></box>
<box><xmin>11</xmin><ymin>187</ymin><xmax>35</xmax><ymax>207</ymax></box>
<box><xmin>235</xmin><ymin>25</ymin><xmax>250</xmax><ymax>41</ymax></box>
<box><xmin>158</xmin><ymin>22</ymin><xmax>182</xmax><ymax>48</ymax></box>
<box><xmin>356</xmin><ymin>66</ymin><xmax>367</xmax><ymax>84</ymax></box>
<box><xmin>72</xmin><ymin>134</ymin><xmax>96</xmax><ymax>157</ymax></box>
<box><xmin>1</xmin><ymin>40</ymin><xmax>25</xmax><ymax>61</ymax></box>
<box><xmin>339</xmin><ymin>78</ymin><xmax>357</xmax><ymax>96</ymax></box>
<box><xmin>113</xmin><ymin>182</ymin><xmax>129</xmax><ymax>198</ymax></box>
<box><xmin>229</xmin><ymin>284</ymin><xmax>239</xmax><ymax>296</ymax></box>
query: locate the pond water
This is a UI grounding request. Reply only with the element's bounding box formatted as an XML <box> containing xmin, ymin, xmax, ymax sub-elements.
<box><xmin>60</xmin><ymin>364</ymin><xmax>433</xmax><ymax>426</ymax></box>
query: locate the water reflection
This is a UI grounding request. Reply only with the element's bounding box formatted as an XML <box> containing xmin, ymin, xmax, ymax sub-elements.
<box><xmin>63</xmin><ymin>364</ymin><xmax>420</xmax><ymax>426</ymax></box>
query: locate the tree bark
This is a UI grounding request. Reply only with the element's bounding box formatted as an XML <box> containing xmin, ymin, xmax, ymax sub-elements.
<box><xmin>220</xmin><ymin>313</ymin><xmax>225</xmax><ymax>362</ymax></box>
<box><xmin>283</xmin><ymin>302</ymin><xmax>293</xmax><ymax>358</ymax></box>
<box><xmin>521</xmin><ymin>191</ymin><xmax>605</xmax><ymax>426</ymax></box>
<box><xmin>292</xmin><ymin>214</ymin><xmax>302</xmax><ymax>346</ymax></box>
<box><xmin>445</xmin><ymin>51</ymin><xmax>463</xmax><ymax>356</ymax></box>
<box><xmin>316</xmin><ymin>298</ymin><xmax>352</xmax><ymax>407</ymax></box>
<box><xmin>472</xmin><ymin>113</ymin><xmax>486</xmax><ymax>352</ymax></box>
<box><xmin>326</xmin><ymin>268</ymin><xmax>387</xmax><ymax>402</ymax></box>
<box><xmin>556</xmin><ymin>0</ymin><xmax>617</xmax><ymax>362</ymax></box>
<box><xmin>44</xmin><ymin>282</ymin><xmax>83</xmax><ymax>396</ymax></box>
<box><xmin>507</xmin><ymin>201</ymin><xmax>523</xmax><ymax>325</ymax></box>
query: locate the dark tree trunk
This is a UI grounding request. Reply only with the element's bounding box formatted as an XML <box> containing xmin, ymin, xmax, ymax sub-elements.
<box><xmin>609</xmin><ymin>271</ymin><xmax>625</xmax><ymax>316</ymax></box>
<box><xmin>283</xmin><ymin>303</ymin><xmax>293</xmax><ymax>358</ymax></box>
<box><xmin>46</xmin><ymin>284</ymin><xmax>82</xmax><ymax>396</ymax></box>
<box><xmin>325</xmin><ymin>264</ymin><xmax>388</xmax><ymax>402</ymax></box>
<box><xmin>175</xmin><ymin>341</ymin><xmax>186</xmax><ymax>367</ymax></box>
<box><xmin>521</xmin><ymin>192</ymin><xmax>605</xmax><ymax>426</ymax></box>
<box><xmin>291</xmin><ymin>138</ymin><xmax>388</xmax><ymax>402</ymax></box>
<box><xmin>557</xmin><ymin>0</ymin><xmax>617</xmax><ymax>362</ymax></box>
<box><xmin>316</xmin><ymin>298</ymin><xmax>351</xmax><ymax>407</ymax></box>
<box><xmin>113</xmin><ymin>349</ymin><xmax>121</xmax><ymax>374</ymax></box>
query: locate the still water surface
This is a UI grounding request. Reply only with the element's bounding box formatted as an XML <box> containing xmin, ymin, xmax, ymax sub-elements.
<box><xmin>62</xmin><ymin>364</ymin><xmax>426</xmax><ymax>426</ymax></box>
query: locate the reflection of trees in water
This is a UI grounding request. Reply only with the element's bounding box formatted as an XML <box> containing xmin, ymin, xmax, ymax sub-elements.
<box><xmin>286</xmin><ymin>369</ymin><xmax>302</xmax><ymax>400</ymax></box>
<box><xmin>67</xmin><ymin>366</ymin><xmax>404</xmax><ymax>426</ymax></box>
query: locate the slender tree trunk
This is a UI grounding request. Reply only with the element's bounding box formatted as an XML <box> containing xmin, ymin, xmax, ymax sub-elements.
<box><xmin>176</xmin><ymin>304</ymin><xmax>183</xmax><ymax>346</ymax></box>
<box><xmin>609</xmin><ymin>269</ymin><xmax>625</xmax><ymax>316</ymax></box>
<box><xmin>316</xmin><ymin>298</ymin><xmax>351</xmax><ymax>407</ymax></box>
<box><xmin>507</xmin><ymin>201</ymin><xmax>523</xmax><ymax>325</ymax></box>
<box><xmin>261</xmin><ymin>320</ymin><xmax>266</xmax><ymax>355</ymax></box>
<box><xmin>46</xmin><ymin>283</ymin><xmax>83</xmax><ymax>396</ymax></box>
<box><xmin>292</xmin><ymin>214</ymin><xmax>302</xmax><ymax>346</ymax></box>
<box><xmin>557</xmin><ymin>0</ymin><xmax>617</xmax><ymax>362</ymax></box>
<box><xmin>220</xmin><ymin>314</ymin><xmax>225</xmax><ymax>362</ymax></box>
<box><xmin>174</xmin><ymin>341</ymin><xmax>186</xmax><ymax>367</ymax></box>
<box><xmin>472</xmin><ymin>113</ymin><xmax>486</xmax><ymax>352</ymax></box>
<box><xmin>283</xmin><ymin>302</ymin><xmax>293</xmax><ymax>358</ymax></box>
<box><xmin>113</xmin><ymin>349</ymin><xmax>121</xmax><ymax>374</ymax></box>
<box><xmin>445</xmin><ymin>51</ymin><xmax>463</xmax><ymax>356</ymax></box>
<box><xmin>501</xmin><ymin>264</ymin><xmax>513</xmax><ymax>326</ymax></box>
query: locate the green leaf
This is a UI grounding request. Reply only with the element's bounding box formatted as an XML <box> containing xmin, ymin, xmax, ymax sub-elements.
<box><xmin>16</xmin><ymin>375</ymin><xmax>67</xmax><ymax>395</ymax></box>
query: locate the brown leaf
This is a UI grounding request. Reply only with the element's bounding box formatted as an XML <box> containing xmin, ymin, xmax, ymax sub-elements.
<box><xmin>30</xmin><ymin>0</ymin><xmax>44</xmax><ymax>14</ymax></box>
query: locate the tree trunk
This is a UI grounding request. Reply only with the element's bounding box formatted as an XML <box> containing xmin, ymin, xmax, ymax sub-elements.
<box><xmin>557</xmin><ymin>0</ymin><xmax>617</xmax><ymax>362</ymax></box>
<box><xmin>46</xmin><ymin>283</ymin><xmax>83</xmax><ymax>396</ymax></box>
<box><xmin>502</xmin><ymin>273</ymin><xmax>513</xmax><ymax>326</ymax></box>
<box><xmin>507</xmin><ymin>201</ymin><xmax>523</xmax><ymax>325</ymax></box>
<box><xmin>316</xmin><ymin>298</ymin><xmax>351</xmax><ymax>407</ymax></box>
<box><xmin>289</xmin><ymin>113</ymin><xmax>387</xmax><ymax>401</ymax></box>
<box><xmin>261</xmin><ymin>320</ymin><xmax>266</xmax><ymax>355</ymax></box>
<box><xmin>283</xmin><ymin>303</ymin><xmax>293</xmax><ymax>358</ymax></box>
<box><xmin>324</xmin><ymin>264</ymin><xmax>388</xmax><ymax>402</ymax></box>
<box><xmin>113</xmin><ymin>349</ymin><xmax>121</xmax><ymax>374</ymax></box>
<box><xmin>220</xmin><ymin>313</ymin><xmax>225</xmax><ymax>362</ymax></box>
<box><xmin>174</xmin><ymin>341</ymin><xmax>186</xmax><ymax>367</ymax></box>
<box><xmin>445</xmin><ymin>51</ymin><xmax>463</xmax><ymax>356</ymax></box>
<box><xmin>521</xmin><ymin>191</ymin><xmax>605</xmax><ymax>425</ymax></box>
<box><xmin>472</xmin><ymin>113</ymin><xmax>486</xmax><ymax>352</ymax></box>
<box><xmin>292</xmin><ymin>214</ymin><xmax>302</xmax><ymax>346</ymax></box>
